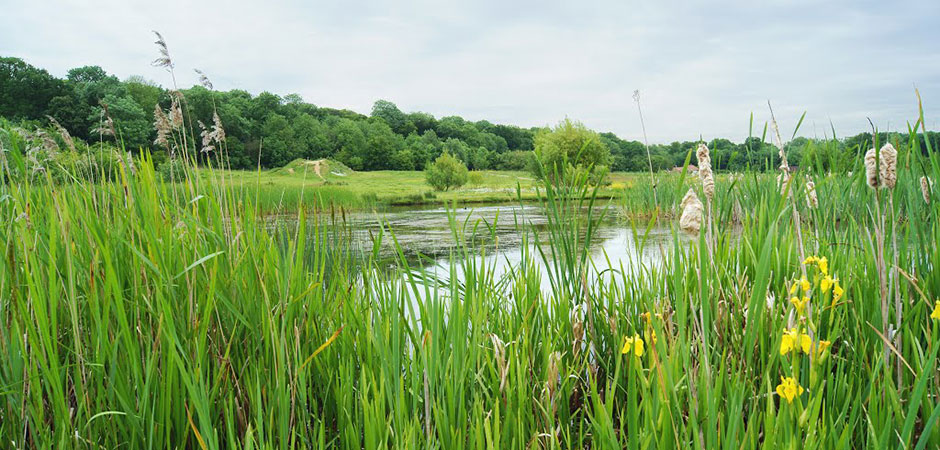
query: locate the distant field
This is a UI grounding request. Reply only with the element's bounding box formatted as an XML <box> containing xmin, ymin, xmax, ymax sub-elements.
<box><xmin>208</xmin><ymin>159</ymin><xmax>649</xmax><ymax>211</ymax></box>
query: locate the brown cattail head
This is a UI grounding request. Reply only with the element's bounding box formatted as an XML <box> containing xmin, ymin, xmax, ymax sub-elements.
<box><xmin>879</xmin><ymin>143</ymin><xmax>897</xmax><ymax>189</ymax></box>
<box><xmin>922</xmin><ymin>176</ymin><xmax>933</xmax><ymax>204</ymax></box>
<box><xmin>805</xmin><ymin>181</ymin><xmax>818</xmax><ymax>209</ymax></box>
<box><xmin>696</xmin><ymin>143</ymin><xmax>715</xmax><ymax>201</ymax></box>
<box><xmin>679</xmin><ymin>188</ymin><xmax>704</xmax><ymax>233</ymax></box>
<box><xmin>864</xmin><ymin>148</ymin><xmax>880</xmax><ymax>189</ymax></box>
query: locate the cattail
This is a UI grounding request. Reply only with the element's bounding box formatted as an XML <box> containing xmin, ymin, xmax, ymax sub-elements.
<box><xmin>805</xmin><ymin>181</ymin><xmax>818</xmax><ymax>209</ymax></box>
<box><xmin>922</xmin><ymin>176</ymin><xmax>933</xmax><ymax>204</ymax></box>
<box><xmin>864</xmin><ymin>144</ymin><xmax>898</xmax><ymax>190</ymax></box>
<box><xmin>679</xmin><ymin>188</ymin><xmax>703</xmax><ymax>233</ymax></box>
<box><xmin>696</xmin><ymin>143</ymin><xmax>715</xmax><ymax>201</ymax></box>
<box><xmin>194</xmin><ymin>69</ymin><xmax>213</xmax><ymax>90</ymax></box>
<box><xmin>46</xmin><ymin>116</ymin><xmax>75</xmax><ymax>152</ymax></box>
<box><xmin>879</xmin><ymin>143</ymin><xmax>897</xmax><ymax>189</ymax></box>
<box><xmin>151</xmin><ymin>30</ymin><xmax>174</xmax><ymax>70</ymax></box>
<box><xmin>864</xmin><ymin>148</ymin><xmax>880</xmax><ymax>189</ymax></box>
<box><xmin>153</xmin><ymin>105</ymin><xmax>172</xmax><ymax>147</ymax></box>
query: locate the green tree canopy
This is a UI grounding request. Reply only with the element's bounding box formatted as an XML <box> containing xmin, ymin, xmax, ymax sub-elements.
<box><xmin>425</xmin><ymin>151</ymin><xmax>469</xmax><ymax>191</ymax></box>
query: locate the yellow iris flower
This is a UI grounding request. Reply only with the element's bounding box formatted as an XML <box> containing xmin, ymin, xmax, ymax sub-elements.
<box><xmin>789</xmin><ymin>296</ymin><xmax>810</xmax><ymax>316</ymax></box>
<box><xmin>833</xmin><ymin>283</ymin><xmax>844</xmax><ymax>302</ymax></box>
<box><xmin>780</xmin><ymin>328</ymin><xmax>812</xmax><ymax>355</ymax></box>
<box><xmin>800</xmin><ymin>277</ymin><xmax>811</xmax><ymax>292</ymax></box>
<box><xmin>820</xmin><ymin>276</ymin><xmax>833</xmax><ymax>292</ymax></box>
<box><xmin>815</xmin><ymin>340</ymin><xmax>831</xmax><ymax>358</ymax></box>
<box><xmin>776</xmin><ymin>376</ymin><xmax>804</xmax><ymax>404</ymax></box>
<box><xmin>931</xmin><ymin>300</ymin><xmax>940</xmax><ymax>320</ymax></box>
<box><xmin>817</xmin><ymin>257</ymin><xmax>829</xmax><ymax>275</ymax></box>
<box><xmin>622</xmin><ymin>334</ymin><xmax>644</xmax><ymax>357</ymax></box>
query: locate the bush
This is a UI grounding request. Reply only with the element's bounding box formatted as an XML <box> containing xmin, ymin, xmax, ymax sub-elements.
<box><xmin>530</xmin><ymin>118</ymin><xmax>610</xmax><ymax>185</ymax></box>
<box><xmin>425</xmin><ymin>152</ymin><xmax>469</xmax><ymax>191</ymax></box>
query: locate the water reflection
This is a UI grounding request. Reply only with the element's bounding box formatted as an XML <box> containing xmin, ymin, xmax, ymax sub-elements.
<box><xmin>327</xmin><ymin>203</ymin><xmax>687</xmax><ymax>293</ymax></box>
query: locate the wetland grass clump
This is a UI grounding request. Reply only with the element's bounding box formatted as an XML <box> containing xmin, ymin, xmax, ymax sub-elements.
<box><xmin>2</xmin><ymin>41</ymin><xmax>940</xmax><ymax>446</ymax></box>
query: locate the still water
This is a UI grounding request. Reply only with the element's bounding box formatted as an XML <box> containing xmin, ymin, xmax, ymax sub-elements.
<box><xmin>315</xmin><ymin>203</ymin><xmax>688</xmax><ymax>293</ymax></box>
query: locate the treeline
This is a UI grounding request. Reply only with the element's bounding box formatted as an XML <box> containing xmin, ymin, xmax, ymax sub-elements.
<box><xmin>3</xmin><ymin>56</ymin><xmax>939</xmax><ymax>173</ymax></box>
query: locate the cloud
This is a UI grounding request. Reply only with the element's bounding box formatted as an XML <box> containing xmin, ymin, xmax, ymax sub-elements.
<box><xmin>2</xmin><ymin>0</ymin><xmax>938</xmax><ymax>142</ymax></box>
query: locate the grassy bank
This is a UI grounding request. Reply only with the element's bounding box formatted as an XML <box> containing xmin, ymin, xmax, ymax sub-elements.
<box><xmin>1</xmin><ymin>117</ymin><xmax>940</xmax><ymax>449</ymax></box>
<box><xmin>206</xmin><ymin>159</ymin><xmax>646</xmax><ymax>212</ymax></box>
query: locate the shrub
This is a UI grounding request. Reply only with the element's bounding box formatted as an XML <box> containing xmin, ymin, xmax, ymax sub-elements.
<box><xmin>529</xmin><ymin>118</ymin><xmax>610</xmax><ymax>185</ymax></box>
<box><xmin>425</xmin><ymin>152</ymin><xmax>469</xmax><ymax>191</ymax></box>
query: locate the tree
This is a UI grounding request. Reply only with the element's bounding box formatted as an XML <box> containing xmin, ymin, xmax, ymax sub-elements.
<box><xmin>371</xmin><ymin>99</ymin><xmax>415</xmax><ymax>136</ymax></box>
<box><xmin>0</xmin><ymin>57</ymin><xmax>66</xmax><ymax>120</ymax></box>
<box><xmin>425</xmin><ymin>152</ymin><xmax>469</xmax><ymax>191</ymax></box>
<box><xmin>530</xmin><ymin>118</ymin><xmax>610</xmax><ymax>184</ymax></box>
<box><xmin>89</xmin><ymin>94</ymin><xmax>151</xmax><ymax>151</ymax></box>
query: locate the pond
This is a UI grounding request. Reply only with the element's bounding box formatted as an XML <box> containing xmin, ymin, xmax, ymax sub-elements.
<box><xmin>296</xmin><ymin>203</ymin><xmax>690</xmax><ymax>294</ymax></box>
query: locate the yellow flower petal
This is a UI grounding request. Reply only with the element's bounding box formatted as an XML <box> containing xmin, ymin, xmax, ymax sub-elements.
<box><xmin>820</xmin><ymin>276</ymin><xmax>833</xmax><ymax>292</ymax></box>
<box><xmin>931</xmin><ymin>301</ymin><xmax>940</xmax><ymax>320</ymax></box>
<box><xmin>818</xmin><ymin>257</ymin><xmax>829</xmax><ymax>275</ymax></box>
<box><xmin>799</xmin><ymin>334</ymin><xmax>813</xmax><ymax>354</ymax></box>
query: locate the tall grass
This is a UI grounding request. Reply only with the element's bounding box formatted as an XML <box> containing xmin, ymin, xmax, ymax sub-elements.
<box><xmin>1</xmin><ymin>98</ymin><xmax>939</xmax><ymax>449</ymax></box>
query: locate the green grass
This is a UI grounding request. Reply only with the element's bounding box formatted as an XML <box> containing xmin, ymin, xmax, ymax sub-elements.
<box><xmin>203</xmin><ymin>159</ymin><xmax>644</xmax><ymax>212</ymax></box>
<box><xmin>1</xmin><ymin>117</ymin><xmax>940</xmax><ymax>449</ymax></box>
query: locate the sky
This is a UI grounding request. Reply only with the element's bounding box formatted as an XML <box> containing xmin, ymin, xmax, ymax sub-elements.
<box><xmin>2</xmin><ymin>0</ymin><xmax>939</xmax><ymax>143</ymax></box>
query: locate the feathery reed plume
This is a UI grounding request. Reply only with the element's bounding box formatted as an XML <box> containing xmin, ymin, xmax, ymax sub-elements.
<box><xmin>46</xmin><ymin>116</ymin><xmax>75</xmax><ymax>152</ymax></box>
<box><xmin>151</xmin><ymin>31</ymin><xmax>174</xmax><ymax>70</ymax></box>
<box><xmin>153</xmin><ymin>105</ymin><xmax>172</xmax><ymax>147</ymax></box>
<box><xmin>696</xmin><ymin>143</ymin><xmax>715</xmax><ymax>201</ymax></box>
<box><xmin>878</xmin><ymin>143</ymin><xmax>897</xmax><ymax>189</ymax></box>
<box><xmin>34</xmin><ymin>129</ymin><xmax>59</xmax><ymax>154</ymax></box>
<box><xmin>921</xmin><ymin>176</ymin><xmax>932</xmax><ymax>204</ymax></box>
<box><xmin>194</xmin><ymin>69</ymin><xmax>213</xmax><ymax>90</ymax></box>
<box><xmin>169</xmin><ymin>93</ymin><xmax>184</xmax><ymax>129</ymax></box>
<box><xmin>679</xmin><ymin>188</ymin><xmax>703</xmax><ymax>233</ymax></box>
<box><xmin>805</xmin><ymin>180</ymin><xmax>818</xmax><ymax>209</ymax></box>
<box><xmin>93</xmin><ymin>102</ymin><xmax>116</xmax><ymax>137</ymax></box>
<box><xmin>211</xmin><ymin>111</ymin><xmax>226</xmax><ymax>143</ymax></box>
<box><xmin>198</xmin><ymin>121</ymin><xmax>215</xmax><ymax>154</ymax></box>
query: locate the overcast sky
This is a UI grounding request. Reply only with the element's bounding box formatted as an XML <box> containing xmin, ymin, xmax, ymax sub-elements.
<box><xmin>2</xmin><ymin>0</ymin><xmax>939</xmax><ymax>142</ymax></box>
